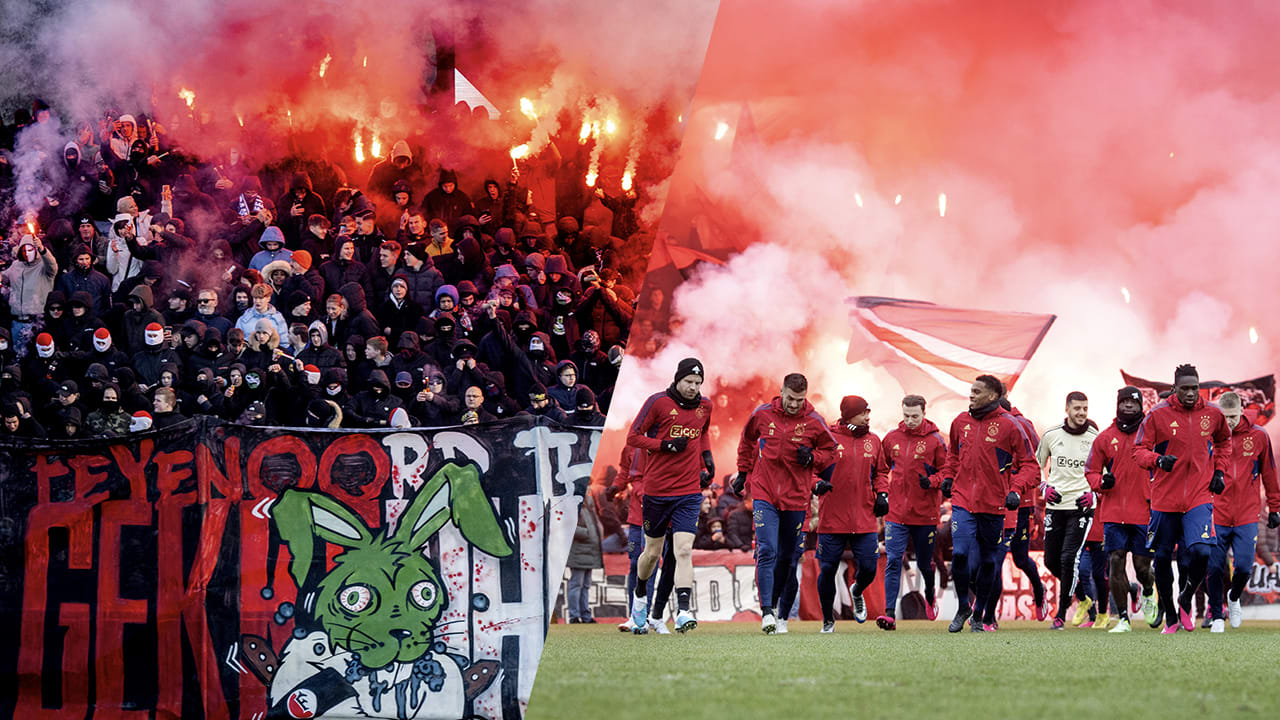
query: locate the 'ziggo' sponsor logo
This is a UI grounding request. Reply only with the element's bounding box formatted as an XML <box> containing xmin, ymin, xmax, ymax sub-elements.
<box><xmin>669</xmin><ymin>425</ymin><xmax>703</xmax><ymax>439</ymax></box>
<box><xmin>1055</xmin><ymin>456</ymin><xmax>1085</xmax><ymax>470</ymax></box>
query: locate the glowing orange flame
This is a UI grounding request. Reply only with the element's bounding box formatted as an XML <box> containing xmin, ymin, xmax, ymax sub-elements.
<box><xmin>236</xmin><ymin>114</ymin><xmax>244</xmax><ymax>127</ymax></box>
<box><xmin>510</xmin><ymin>144</ymin><xmax>530</xmax><ymax>160</ymax></box>
<box><xmin>362</xmin><ymin>56</ymin><xmax>368</xmax><ymax>68</ymax></box>
<box><xmin>1250</xmin><ymin>327</ymin><xmax>1259</xmax><ymax>344</ymax></box>
<box><xmin>520</xmin><ymin>98</ymin><xmax>537</xmax><ymax>121</ymax></box>
<box><xmin>894</xmin><ymin>194</ymin><xmax>902</xmax><ymax>205</ymax></box>
<box><xmin>370</xmin><ymin>134</ymin><xmax>383</xmax><ymax>159</ymax></box>
<box><xmin>26</xmin><ymin>221</ymin><xmax>35</xmax><ymax>235</ymax></box>
<box><xmin>938</xmin><ymin>192</ymin><xmax>947</xmax><ymax>218</ymax></box>
<box><xmin>178</xmin><ymin>88</ymin><xmax>196</xmax><ymax>108</ymax></box>
<box><xmin>354</xmin><ymin>133</ymin><xmax>365</xmax><ymax>163</ymax></box>
<box><xmin>621</xmin><ymin>171</ymin><xmax>632</xmax><ymax>192</ymax></box>
<box><xmin>579</xmin><ymin>120</ymin><xmax>592</xmax><ymax>143</ymax></box>
<box><xmin>605</xmin><ymin>118</ymin><xmax>617</xmax><ymax>135</ymax></box>
<box><xmin>318</xmin><ymin>53</ymin><xmax>332</xmax><ymax>79</ymax></box>
<box><xmin>585</xmin><ymin>172</ymin><xmax>597</xmax><ymax>187</ymax></box>
<box><xmin>854</xmin><ymin>193</ymin><xmax>864</xmax><ymax>208</ymax></box>
<box><xmin>714</xmin><ymin>121</ymin><xmax>729</xmax><ymax>141</ymax></box>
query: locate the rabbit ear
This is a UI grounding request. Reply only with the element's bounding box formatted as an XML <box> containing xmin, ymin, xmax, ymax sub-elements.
<box><xmin>273</xmin><ymin>489</ymin><xmax>375</xmax><ymax>588</ymax></box>
<box><xmin>393</xmin><ymin>462</ymin><xmax>513</xmax><ymax>558</ymax></box>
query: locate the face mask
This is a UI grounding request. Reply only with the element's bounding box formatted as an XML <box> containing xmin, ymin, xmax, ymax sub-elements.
<box><xmin>372</xmin><ymin>386</ymin><xmax>386</xmax><ymax>395</ymax></box>
<box><xmin>37</xmin><ymin>345</ymin><xmax>54</xmax><ymax>358</ymax></box>
<box><xmin>326</xmin><ymin>386</ymin><xmax>342</xmax><ymax>396</ymax></box>
<box><xmin>246</xmin><ymin>375</ymin><xmax>261</xmax><ymax>389</ymax></box>
<box><xmin>100</xmin><ymin>400</ymin><xmax>119</xmax><ymax>414</ymax></box>
<box><xmin>0</xmin><ymin>342</ymin><xmax>8</xmax><ymax>351</ymax></box>
<box><xmin>94</xmin><ymin>336</ymin><xmax>111</xmax><ymax>352</ymax></box>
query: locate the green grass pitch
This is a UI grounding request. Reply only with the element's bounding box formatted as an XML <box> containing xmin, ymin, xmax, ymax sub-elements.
<box><xmin>526</xmin><ymin>620</ymin><xmax>1280</xmax><ymax>719</ymax></box>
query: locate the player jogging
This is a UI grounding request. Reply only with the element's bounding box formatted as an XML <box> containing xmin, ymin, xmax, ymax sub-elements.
<box><xmin>1205</xmin><ymin>391</ymin><xmax>1279</xmax><ymax>632</ymax></box>
<box><xmin>1037</xmin><ymin>391</ymin><xmax>1100</xmax><ymax>629</ymax></box>
<box><xmin>1132</xmin><ymin>364</ymin><xmax>1232</xmax><ymax>634</ymax></box>
<box><xmin>814</xmin><ymin>395</ymin><xmax>889</xmax><ymax>633</ymax></box>
<box><xmin>626</xmin><ymin>358</ymin><xmax>714</xmax><ymax>634</ymax></box>
<box><xmin>943</xmin><ymin>375</ymin><xmax>1038</xmax><ymax>633</ymax></box>
<box><xmin>1084</xmin><ymin>386</ymin><xmax>1159</xmax><ymax>633</ymax></box>
<box><xmin>878</xmin><ymin>394</ymin><xmax>947</xmax><ymax>630</ymax></box>
<box><xmin>734</xmin><ymin>373</ymin><xmax>837</xmax><ymax>634</ymax></box>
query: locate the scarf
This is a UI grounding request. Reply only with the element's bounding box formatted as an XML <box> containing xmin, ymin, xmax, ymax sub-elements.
<box><xmin>665</xmin><ymin>383</ymin><xmax>700</xmax><ymax>410</ymax></box>
<box><xmin>237</xmin><ymin>193</ymin><xmax>265</xmax><ymax>217</ymax></box>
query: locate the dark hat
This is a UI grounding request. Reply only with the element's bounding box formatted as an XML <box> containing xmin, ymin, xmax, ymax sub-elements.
<box><xmin>674</xmin><ymin>357</ymin><xmax>704</xmax><ymax>383</ymax></box>
<box><xmin>58</xmin><ymin>380</ymin><xmax>79</xmax><ymax>395</ymax></box>
<box><xmin>839</xmin><ymin>395</ymin><xmax>868</xmax><ymax>421</ymax></box>
<box><xmin>394</xmin><ymin>371</ymin><xmax>413</xmax><ymax>386</ymax></box>
<box><xmin>575</xmin><ymin>386</ymin><xmax>596</xmax><ymax>409</ymax></box>
<box><xmin>1118</xmin><ymin>386</ymin><xmax>1142</xmax><ymax>404</ymax></box>
<box><xmin>406</xmin><ymin>243</ymin><xmax>431</xmax><ymax>263</ymax></box>
<box><xmin>528</xmin><ymin>382</ymin><xmax>548</xmax><ymax>401</ymax></box>
<box><xmin>451</xmin><ymin>339</ymin><xmax>478</xmax><ymax>359</ymax></box>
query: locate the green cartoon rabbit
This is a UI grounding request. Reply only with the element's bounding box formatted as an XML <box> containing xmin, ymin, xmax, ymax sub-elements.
<box><xmin>260</xmin><ymin>461</ymin><xmax>511</xmax><ymax>719</ymax></box>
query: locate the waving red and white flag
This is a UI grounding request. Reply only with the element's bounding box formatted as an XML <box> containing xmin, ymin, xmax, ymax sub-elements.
<box><xmin>847</xmin><ymin>296</ymin><xmax>1056</xmax><ymax>398</ymax></box>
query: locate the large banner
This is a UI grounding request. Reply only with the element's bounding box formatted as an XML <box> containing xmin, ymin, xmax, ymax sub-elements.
<box><xmin>0</xmin><ymin>416</ymin><xmax>598</xmax><ymax>720</ymax></box>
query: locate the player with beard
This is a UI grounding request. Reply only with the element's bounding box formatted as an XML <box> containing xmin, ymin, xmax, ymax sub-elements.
<box><xmin>877</xmin><ymin>394</ymin><xmax>948</xmax><ymax>630</ymax></box>
<box><xmin>1085</xmin><ymin>386</ymin><xmax>1159</xmax><ymax>633</ymax></box>
<box><xmin>733</xmin><ymin>373</ymin><xmax>837</xmax><ymax>634</ymax></box>
<box><xmin>943</xmin><ymin>375</ymin><xmax>1038</xmax><ymax>633</ymax></box>
<box><xmin>1132</xmin><ymin>364</ymin><xmax>1233</xmax><ymax>633</ymax></box>
<box><xmin>1037</xmin><ymin>391</ymin><xmax>1101</xmax><ymax>629</ymax></box>
<box><xmin>814</xmin><ymin>395</ymin><xmax>890</xmax><ymax>633</ymax></box>
<box><xmin>625</xmin><ymin>358</ymin><xmax>714</xmax><ymax>634</ymax></box>
<box><xmin>1205</xmin><ymin>392</ymin><xmax>1279</xmax><ymax>632</ymax></box>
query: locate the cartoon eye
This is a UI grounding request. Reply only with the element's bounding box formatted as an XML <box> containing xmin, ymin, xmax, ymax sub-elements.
<box><xmin>408</xmin><ymin>580</ymin><xmax>438</xmax><ymax>609</ymax></box>
<box><xmin>338</xmin><ymin>584</ymin><xmax>374</xmax><ymax>613</ymax></box>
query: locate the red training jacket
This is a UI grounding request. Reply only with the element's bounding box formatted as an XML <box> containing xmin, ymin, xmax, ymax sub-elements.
<box><xmin>626</xmin><ymin>390</ymin><xmax>713</xmax><ymax>497</ymax></box>
<box><xmin>1008</xmin><ymin>407</ymin><xmax>1042</xmax><ymax>520</ymax></box>
<box><xmin>818</xmin><ymin>423</ymin><xmax>889</xmax><ymax>534</ymax></box>
<box><xmin>945</xmin><ymin>406</ymin><xmax>1039</xmax><ymax>516</ymax></box>
<box><xmin>1213</xmin><ymin>420</ymin><xmax>1279</xmax><ymax>527</ymax></box>
<box><xmin>881</xmin><ymin>418</ymin><xmax>948</xmax><ymax>526</ymax></box>
<box><xmin>737</xmin><ymin>397</ymin><xmax>838</xmax><ymax>512</ymax></box>
<box><xmin>1132</xmin><ymin>396</ymin><xmax>1232</xmax><ymax>513</ymax></box>
<box><xmin>1084</xmin><ymin>421</ymin><xmax>1150</xmax><ymax>526</ymax></box>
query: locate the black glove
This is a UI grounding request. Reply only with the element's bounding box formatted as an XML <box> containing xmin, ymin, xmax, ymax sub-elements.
<box><xmin>917</xmin><ymin>473</ymin><xmax>931</xmax><ymax>490</ymax></box>
<box><xmin>699</xmin><ymin>470</ymin><xmax>712</xmax><ymax>489</ymax></box>
<box><xmin>873</xmin><ymin>492</ymin><xmax>890</xmax><ymax>516</ymax></box>
<box><xmin>813</xmin><ymin>479</ymin><xmax>833</xmax><ymax>496</ymax></box>
<box><xmin>1100</xmin><ymin>472</ymin><xmax>1116</xmax><ymax>490</ymax></box>
<box><xmin>701</xmin><ymin>450</ymin><xmax>715</xmax><ymax>478</ymax></box>
<box><xmin>1268</xmin><ymin>512</ymin><xmax>1280</xmax><ymax>530</ymax></box>
<box><xmin>660</xmin><ymin>436</ymin><xmax>688</xmax><ymax>453</ymax></box>
<box><xmin>941</xmin><ymin>477</ymin><xmax>954</xmax><ymax>499</ymax></box>
<box><xmin>731</xmin><ymin>471</ymin><xmax>747</xmax><ymax>496</ymax></box>
<box><xmin>796</xmin><ymin>446</ymin><xmax>814</xmax><ymax>467</ymax></box>
<box><xmin>1209</xmin><ymin>469</ymin><xmax>1225</xmax><ymax>495</ymax></box>
<box><xmin>1156</xmin><ymin>454</ymin><xmax>1178</xmax><ymax>472</ymax></box>
<box><xmin>605</xmin><ymin>483</ymin><xmax>620</xmax><ymax>501</ymax></box>
<box><xmin>1004</xmin><ymin>491</ymin><xmax>1021</xmax><ymax>511</ymax></box>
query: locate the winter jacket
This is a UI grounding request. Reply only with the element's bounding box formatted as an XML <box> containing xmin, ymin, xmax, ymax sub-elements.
<box><xmin>55</xmin><ymin>265</ymin><xmax>112</xmax><ymax>316</ymax></box>
<box><xmin>944</xmin><ymin>405</ymin><xmax>1039</xmax><ymax>516</ymax></box>
<box><xmin>1085</xmin><ymin>420</ymin><xmax>1151</xmax><ymax>526</ymax></box>
<box><xmin>568</xmin><ymin>496</ymin><xmax>604</xmax><ymax>570</ymax></box>
<box><xmin>400</xmin><ymin>261</ymin><xmax>445</xmax><ymax>312</ymax></box>
<box><xmin>1132</xmin><ymin>395</ymin><xmax>1233</xmax><ymax>513</ymax></box>
<box><xmin>625</xmin><ymin>389</ymin><xmax>713</xmax><ymax>497</ymax></box>
<box><xmin>882</xmin><ymin>418</ymin><xmax>949</xmax><ymax>526</ymax></box>
<box><xmin>737</xmin><ymin>397</ymin><xmax>838</xmax><ymax>512</ymax></box>
<box><xmin>1213</xmin><ymin>419</ymin><xmax>1278</xmax><ymax>527</ymax></box>
<box><xmin>3</xmin><ymin>243</ymin><xmax>57</xmax><ymax>317</ymax></box>
<box><xmin>120</xmin><ymin>285</ymin><xmax>165</xmax><ymax>354</ymax></box>
<box><xmin>818</xmin><ymin>424</ymin><xmax>888</xmax><ymax>534</ymax></box>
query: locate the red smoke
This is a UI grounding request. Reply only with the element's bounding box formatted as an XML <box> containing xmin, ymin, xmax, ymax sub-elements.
<box><xmin>599</xmin><ymin>0</ymin><xmax>1280</xmax><ymax>479</ymax></box>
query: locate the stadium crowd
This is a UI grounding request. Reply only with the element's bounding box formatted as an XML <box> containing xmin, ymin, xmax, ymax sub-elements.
<box><xmin>0</xmin><ymin>101</ymin><xmax>639</xmax><ymax>437</ymax></box>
